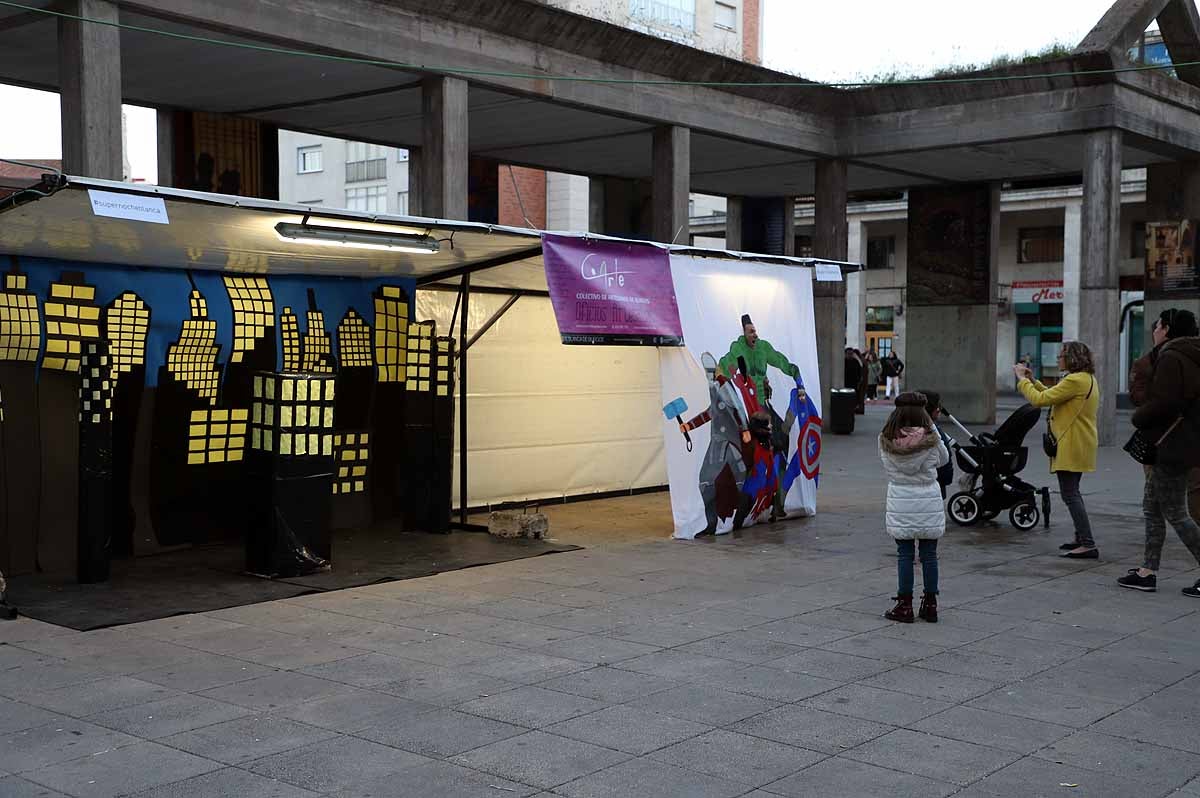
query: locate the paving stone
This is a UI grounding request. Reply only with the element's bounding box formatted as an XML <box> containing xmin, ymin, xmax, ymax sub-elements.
<box><xmin>160</xmin><ymin>714</ymin><xmax>336</xmax><ymax>765</ymax></box>
<box><xmin>178</xmin><ymin>627</ymin><xmax>314</xmax><ymax>658</ymax></box>
<box><xmin>555</xmin><ymin>756</ymin><xmax>747</xmax><ymax>798</ymax></box>
<box><xmin>458</xmin><ymin>685</ymin><xmax>607</xmax><ymax>728</ymax></box>
<box><xmin>357</xmin><ymin>707</ymin><xmax>527</xmax><ymax>757</ymax></box>
<box><xmin>0</xmin><ymin>620</ymin><xmax>73</xmax><ymax>646</ymax></box>
<box><xmin>636</xmin><ymin>683</ymin><xmax>779</xmax><ymax>726</ymax></box>
<box><xmin>330</xmin><ymin>760</ymin><xmax>539</xmax><ymax>798</ymax></box>
<box><xmin>197</xmin><ymin>672</ymin><xmax>345</xmax><ymax>711</ymax></box>
<box><xmin>0</xmin><ymin>661</ymin><xmax>109</xmax><ymax>701</ymax></box>
<box><xmin>794</xmin><ymin>607</ymin><xmax>894</xmax><ymax>633</ymax></box>
<box><xmin>463</xmin><ymin>649</ymin><xmax>592</xmax><ymax>684</ymax></box>
<box><xmin>21</xmin><ymin>740</ymin><xmax>219</xmax><ymax>798</ymax></box>
<box><xmin>1007</xmin><ymin>620</ymin><xmax>1126</xmax><ymax>649</ymax></box>
<box><xmin>843</xmin><ymin>728</ymin><xmax>1022</xmax><ymax>786</ymax></box>
<box><xmin>819</xmin><ymin>631</ymin><xmax>945</xmax><ymax>663</ymax></box>
<box><xmin>1032</xmin><ymin>729</ymin><xmax>1200</xmax><ymax>792</ymax></box>
<box><xmin>966</xmin><ymin>685</ymin><xmax>1128</xmax><ymax>728</ymax></box>
<box><xmin>760</xmin><ymin>648</ymin><xmax>893</xmax><ymax>681</ymax></box>
<box><xmin>1091</xmin><ymin>706</ymin><xmax>1200</xmax><ymax>754</ymax></box>
<box><xmin>86</xmin><ymin>694</ymin><xmax>252</xmax><ymax>740</ymax></box>
<box><xmin>245</xmin><ymin>735</ymin><xmax>431</xmax><ymax>793</ymax></box>
<box><xmin>122</xmin><ymin>614</ymin><xmax>245</xmax><ymax>641</ymax></box>
<box><xmin>762</xmin><ymin>755</ymin><xmax>958</xmax><ymax>798</ymax></box>
<box><xmin>614</xmin><ymin>650</ymin><xmax>734</xmax><ymax>680</ymax></box>
<box><xmin>375</xmin><ymin>668</ymin><xmax>519</xmax><ymax>707</ymax></box>
<box><xmin>860</xmin><ymin>666</ymin><xmax>1001</xmax><ymax>702</ymax></box>
<box><xmin>450</xmin><ymin>730</ymin><xmax>630</xmax><ymax>790</ymax></box>
<box><xmin>916</xmin><ymin>648</ymin><xmax>1051</xmax><ymax>683</ymax></box>
<box><xmin>1017</xmin><ymin>668</ymin><xmax>1162</xmax><ymax>705</ymax></box>
<box><xmin>284</xmin><ymin>593</ymin><xmax>436</xmax><ymax>623</ymax></box>
<box><xmin>277</xmin><ymin>686</ymin><xmax>434</xmax><ymax>733</ymax></box>
<box><xmin>649</xmin><ymin>729</ymin><xmax>824</xmax><ymax>787</ymax></box>
<box><xmin>729</xmin><ymin>705</ymin><xmax>894</xmax><ymax>755</ymax></box>
<box><xmin>607</xmin><ymin>620</ymin><xmax>729</xmax><ymax>647</ymax></box>
<box><xmin>0</xmin><ymin>719</ymin><xmax>140</xmax><ymax>775</ymax></box>
<box><xmin>133</xmin><ymin>654</ymin><xmax>276</xmax><ymax>692</ymax></box>
<box><xmin>298</xmin><ymin>653</ymin><xmax>428</xmax><ymax>687</ymax></box>
<box><xmin>0</xmin><ymin>645</ymin><xmax>61</xmax><ymax>670</ymax></box>
<box><xmin>128</xmin><ymin>767</ymin><xmax>323</xmax><ymax>797</ymax></box>
<box><xmin>1067</xmin><ymin>649</ymin><xmax>1199</xmax><ymax>686</ymax></box>
<box><xmin>0</xmin><ymin>775</ymin><xmax>71</xmax><ymax>797</ymax></box>
<box><xmin>802</xmin><ymin>684</ymin><xmax>954</xmax><ymax>726</ymax></box>
<box><xmin>966</xmin><ymin>755</ymin><xmax>1149</xmax><ymax>798</ymax></box>
<box><xmin>473</xmin><ymin>597</ymin><xmax>576</xmax><ymax>621</ymax></box>
<box><xmin>361</xmin><ymin>635</ymin><xmax>513</xmax><ymax>667</ymax></box>
<box><xmin>533</xmin><ymin>634</ymin><xmax>660</xmax><ymax>665</ymax></box>
<box><xmin>539</xmin><ymin>666</ymin><xmax>677</xmax><ymax>703</ymax></box>
<box><xmin>696</xmin><ymin>664</ymin><xmax>843</xmax><ymax>703</ymax></box>
<box><xmin>0</xmin><ymin>698</ymin><xmax>70</xmax><ymax>736</ymax></box>
<box><xmin>674</xmin><ymin>631</ymin><xmax>807</xmax><ymax>664</ymax></box>
<box><xmin>910</xmin><ymin>706</ymin><xmax>1075</xmax><ymax>754</ymax></box>
<box><xmin>544</xmin><ymin>705</ymin><xmax>710</xmax><ymax>755</ymax></box>
<box><xmin>746</xmin><ymin>618</ymin><xmax>861</xmax><ymax>648</ymax></box>
<box><xmin>19</xmin><ymin>676</ymin><xmax>177</xmax><ymax>718</ymax></box>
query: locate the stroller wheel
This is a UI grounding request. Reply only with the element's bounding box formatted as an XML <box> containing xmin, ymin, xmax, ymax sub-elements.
<box><xmin>948</xmin><ymin>491</ymin><xmax>982</xmax><ymax>526</ymax></box>
<box><xmin>1010</xmin><ymin>501</ymin><xmax>1040</xmax><ymax>531</ymax></box>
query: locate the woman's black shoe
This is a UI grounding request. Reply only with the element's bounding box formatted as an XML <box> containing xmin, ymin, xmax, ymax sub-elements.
<box><xmin>1061</xmin><ymin>547</ymin><xmax>1099</xmax><ymax>559</ymax></box>
<box><xmin>1059</xmin><ymin>542</ymin><xmax>1081</xmax><ymax>550</ymax></box>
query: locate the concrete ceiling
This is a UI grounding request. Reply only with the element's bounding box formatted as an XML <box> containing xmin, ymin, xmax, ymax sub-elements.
<box><xmin>0</xmin><ymin>0</ymin><xmax>1197</xmax><ymax>197</ymax></box>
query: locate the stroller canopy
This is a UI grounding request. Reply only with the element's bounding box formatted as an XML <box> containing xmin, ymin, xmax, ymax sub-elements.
<box><xmin>992</xmin><ymin>403</ymin><xmax>1042</xmax><ymax>446</ymax></box>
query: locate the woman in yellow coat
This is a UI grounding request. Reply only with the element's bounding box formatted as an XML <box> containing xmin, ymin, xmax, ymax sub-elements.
<box><xmin>1013</xmin><ymin>342</ymin><xmax>1099</xmax><ymax>559</ymax></box>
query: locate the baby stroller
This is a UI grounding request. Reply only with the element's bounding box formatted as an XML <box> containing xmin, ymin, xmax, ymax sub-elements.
<box><xmin>941</xmin><ymin>403</ymin><xmax>1051</xmax><ymax>531</ymax></box>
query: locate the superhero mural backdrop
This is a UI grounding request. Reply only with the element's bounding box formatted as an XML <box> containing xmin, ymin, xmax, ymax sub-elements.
<box><xmin>0</xmin><ymin>257</ymin><xmax>454</xmax><ymax>581</ymax></box>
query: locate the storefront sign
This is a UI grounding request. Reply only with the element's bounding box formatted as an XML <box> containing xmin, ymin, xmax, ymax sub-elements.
<box><xmin>1011</xmin><ymin>280</ymin><xmax>1063</xmax><ymax>304</ymax></box>
<box><xmin>542</xmin><ymin>234</ymin><xmax>684</xmax><ymax>345</ymax></box>
<box><xmin>88</xmin><ymin>190</ymin><xmax>169</xmax><ymax>225</ymax></box>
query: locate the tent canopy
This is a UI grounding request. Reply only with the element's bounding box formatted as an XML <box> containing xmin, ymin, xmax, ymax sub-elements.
<box><xmin>0</xmin><ymin>176</ymin><xmax>860</xmax><ymax>291</ymax></box>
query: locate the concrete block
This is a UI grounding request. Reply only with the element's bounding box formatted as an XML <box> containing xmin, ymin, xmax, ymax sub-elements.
<box><xmin>488</xmin><ymin>511</ymin><xmax>548</xmax><ymax>539</ymax></box>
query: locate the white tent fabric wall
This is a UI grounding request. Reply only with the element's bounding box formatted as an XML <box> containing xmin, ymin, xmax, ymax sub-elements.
<box><xmin>416</xmin><ymin>290</ymin><xmax>665</xmax><ymax>508</ymax></box>
<box><xmin>659</xmin><ymin>255</ymin><xmax>822</xmax><ymax>539</ymax></box>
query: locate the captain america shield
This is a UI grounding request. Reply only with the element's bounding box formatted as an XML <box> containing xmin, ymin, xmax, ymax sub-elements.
<box><xmin>799</xmin><ymin>417</ymin><xmax>822</xmax><ymax>479</ymax></box>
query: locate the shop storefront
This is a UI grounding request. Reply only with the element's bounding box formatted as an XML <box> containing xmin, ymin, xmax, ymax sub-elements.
<box><xmin>865</xmin><ymin>305</ymin><xmax>895</xmax><ymax>358</ymax></box>
<box><xmin>1012</xmin><ymin>280</ymin><xmax>1064</xmax><ymax>384</ymax></box>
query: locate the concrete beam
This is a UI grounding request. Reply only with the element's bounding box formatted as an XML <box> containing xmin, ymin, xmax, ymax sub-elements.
<box><xmin>1157</xmin><ymin>0</ymin><xmax>1200</xmax><ymax>87</ymax></box>
<box><xmin>121</xmin><ymin>0</ymin><xmax>838</xmax><ymax>157</ymax></box>
<box><xmin>58</xmin><ymin>0</ymin><xmax>122</xmax><ymax>179</ymax></box>
<box><xmin>782</xmin><ymin>197</ymin><xmax>796</xmax><ymax>256</ymax></box>
<box><xmin>652</xmin><ymin>125</ymin><xmax>689</xmax><ymax>244</ymax></box>
<box><xmin>1076</xmin><ymin>0</ymin><xmax>1171</xmax><ymax>57</ymax></box>
<box><xmin>421</xmin><ymin>76</ymin><xmax>469</xmax><ymax>220</ymax></box>
<box><xmin>813</xmin><ymin>159</ymin><xmax>848</xmax><ymax>414</ymax></box>
<box><xmin>1079</xmin><ymin>129</ymin><xmax>1123</xmax><ymax>446</ymax></box>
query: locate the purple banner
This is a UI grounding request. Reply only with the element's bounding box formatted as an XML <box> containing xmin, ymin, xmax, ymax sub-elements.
<box><xmin>541</xmin><ymin>234</ymin><xmax>684</xmax><ymax>346</ymax></box>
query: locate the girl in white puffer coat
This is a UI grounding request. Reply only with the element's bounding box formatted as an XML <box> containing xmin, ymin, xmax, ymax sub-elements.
<box><xmin>879</xmin><ymin>392</ymin><xmax>949</xmax><ymax>624</ymax></box>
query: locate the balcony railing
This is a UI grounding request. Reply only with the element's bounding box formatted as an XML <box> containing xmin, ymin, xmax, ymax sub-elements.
<box><xmin>345</xmin><ymin>158</ymin><xmax>387</xmax><ymax>183</ymax></box>
<box><xmin>629</xmin><ymin>0</ymin><xmax>695</xmax><ymax>31</ymax></box>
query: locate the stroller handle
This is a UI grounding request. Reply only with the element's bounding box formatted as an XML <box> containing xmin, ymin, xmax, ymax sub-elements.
<box><xmin>940</xmin><ymin>410</ymin><xmax>984</xmax><ymax>445</ymax></box>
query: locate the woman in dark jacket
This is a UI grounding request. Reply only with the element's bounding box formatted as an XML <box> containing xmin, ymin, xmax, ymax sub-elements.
<box><xmin>1122</xmin><ymin>308</ymin><xmax>1200</xmax><ymax>596</ymax></box>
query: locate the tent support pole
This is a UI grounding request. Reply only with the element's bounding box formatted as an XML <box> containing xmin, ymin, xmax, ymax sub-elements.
<box><xmin>459</xmin><ymin>295</ymin><xmax>519</xmax><ymax>358</ymax></box>
<box><xmin>458</xmin><ymin>273</ymin><xmax>470</xmax><ymax>527</ymax></box>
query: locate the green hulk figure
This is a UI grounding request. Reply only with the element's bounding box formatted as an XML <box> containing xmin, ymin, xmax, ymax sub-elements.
<box><xmin>718</xmin><ymin>314</ymin><xmax>802</xmax><ymax>521</ymax></box>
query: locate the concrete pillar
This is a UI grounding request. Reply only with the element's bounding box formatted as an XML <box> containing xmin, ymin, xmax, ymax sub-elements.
<box><xmin>1078</xmin><ymin>129</ymin><xmax>1122</xmax><ymax>446</ymax></box>
<box><xmin>813</xmin><ymin>159</ymin><xmax>848</xmax><ymax>413</ymax></box>
<box><xmin>58</xmin><ymin>0</ymin><xmax>123</xmax><ymax>179</ymax></box>
<box><xmin>905</xmin><ymin>184</ymin><xmax>1000</xmax><ymax>424</ymax></box>
<box><xmin>1062</xmin><ymin>199</ymin><xmax>1082</xmax><ymax>341</ymax></box>
<box><xmin>782</xmin><ymin>197</ymin><xmax>796</xmax><ymax>256</ymax></box>
<box><xmin>155</xmin><ymin>109</ymin><xmax>174</xmax><ymax>187</ymax></box>
<box><xmin>725</xmin><ymin>196</ymin><xmax>743</xmax><ymax>250</ymax></box>
<box><xmin>652</xmin><ymin>125</ymin><xmax>690</xmax><ymax>244</ymax></box>
<box><xmin>846</xmin><ymin>219</ymin><xmax>868</xmax><ymax>351</ymax></box>
<box><xmin>407</xmin><ymin>146</ymin><xmax>423</xmax><ymax>217</ymax></box>
<box><xmin>1143</xmin><ymin>161</ymin><xmax>1200</xmax><ymax>355</ymax></box>
<box><xmin>420</xmin><ymin>77</ymin><xmax>468</xmax><ymax>220</ymax></box>
<box><xmin>588</xmin><ymin>177</ymin><xmax>604</xmax><ymax>233</ymax></box>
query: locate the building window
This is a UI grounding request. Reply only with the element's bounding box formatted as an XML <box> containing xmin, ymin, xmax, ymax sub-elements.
<box><xmin>346</xmin><ymin>141</ymin><xmax>388</xmax><ymax>183</ymax></box>
<box><xmin>714</xmin><ymin>1</ymin><xmax>737</xmax><ymax>30</ymax></box>
<box><xmin>795</xmin><ymin>235</ymin><xmax>813</xmax><ymax>258</ymax></box>
<box><xmin>629</xmin><ymin>0</ymin><xmax>696</xmax><ymax>31</ymax></box>
<box><xmin>1018</xmin><ymin>226</ymin><xmax>1065</xmax><ymax>263</ymax></box>
<box><xmin>396</xmin><ymin>192</ymin><xmax>410</xmax><ymax>215</ymax></box>
<box><xmin>866</xmin><ymin>306</ymin><xmax>895</xmax><ymax>331</ymax></box>
<box><xmin>296</xmin><ymin>146</ymin><xmax>322</xmax><ymax>174</ymax></box>
<box><xmin>1132</xmin><ymin>220</ymin><xmax>1147</xmax><ymax>259</ymax></box>
<box><xmin>866</xmin><ymin>236</ymin><xmax>895</xmax><ymax>269</ymax></box>
<box><xmin>345</xmin><ymin>185</ymin><xmax>388</xmax><ymax>212</ymax></box>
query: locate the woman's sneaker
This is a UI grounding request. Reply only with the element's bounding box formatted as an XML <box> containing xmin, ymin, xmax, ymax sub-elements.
<box><xmin>1183</xmin><ymin>580</ymin><xmax>1200</xmax><ymax>598</ymax></box>
<box><xmin>1117</xmin><ymin>571</ymin><xmax>1157</xmax><ymax>592</ymax></box>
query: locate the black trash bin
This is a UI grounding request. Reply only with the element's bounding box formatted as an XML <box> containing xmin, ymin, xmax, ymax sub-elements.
<box><xmin>830</xmin><ymin>388</ymin><xmax>857</xmax><ymax>434</ymax></box>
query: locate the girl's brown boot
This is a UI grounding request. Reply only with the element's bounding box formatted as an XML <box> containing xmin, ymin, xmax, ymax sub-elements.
<box><xmin>918</xmin><ymin>593</ymin><xmax>938</xmax><ymax>623</ymax></box>
<box><xmin>884</xmin><ymin>595</ymin><xmax>914</xmax><ymax>623</ymax></box>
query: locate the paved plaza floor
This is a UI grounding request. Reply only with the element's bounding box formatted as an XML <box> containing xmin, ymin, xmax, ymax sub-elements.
<box><xmin>2</xmin><ymin>402</ymin><xmax>1200</xmax><ymax>797</ymax></box>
